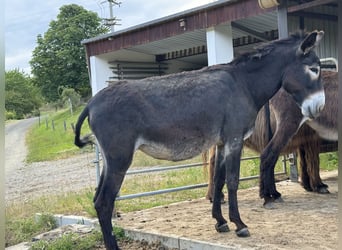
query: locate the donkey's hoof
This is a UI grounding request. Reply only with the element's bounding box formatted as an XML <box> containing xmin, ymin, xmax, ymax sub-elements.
<box><xmin>215</xmin><ymin>223</ymin><xmax>229</xmax><ymax>233</ymax></box>
<box><xmin>236</xmin><ymin>227</ymin><xmax>250</xmax><ymax>237</ymax></box>
<box><xmin>263</xmin><ymin>201</ymin><xmax>275</xmax><ymax>209</ymax></box>
<box><xmin>317</xmin><ymin>187</ymin><xmax>330</xmax><ymax>194</ymax></box>
<box><xmin>274</xmin><ymin>197</ymin><xmax>284</xmax><ymax>203</ymax></box>
<box><xmin>208</xmin><ymin>198</ymin><xmax>226</xmax><ymax>204</ymax></box>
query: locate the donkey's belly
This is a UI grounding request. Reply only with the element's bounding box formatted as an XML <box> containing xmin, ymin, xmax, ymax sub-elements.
<box><xmin>135</xmin><ymin>136</ymin><xmax>215</xmax><ymax>161</ymax></box>
<box><xmin>307</xmin><ymin>121</ymin><xmax>338</xmax><ymax>141</ymax></box>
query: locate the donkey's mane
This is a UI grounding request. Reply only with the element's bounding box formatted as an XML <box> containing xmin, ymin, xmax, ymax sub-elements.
<box><xmin>230</xmin><ymin>30</ymin><xmax>307</xmax><ymax>66</ymax></box>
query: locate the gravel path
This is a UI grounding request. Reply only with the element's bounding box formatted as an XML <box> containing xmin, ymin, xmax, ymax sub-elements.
<box><xmin>5</xmin><ymin>118</ymin><xmax>36</xmax><ymax>176</ymax></box>
<box><xmin>5</xmin><ymin>118</ymin><xmax>97</xmax><ymax>204</ymax></box>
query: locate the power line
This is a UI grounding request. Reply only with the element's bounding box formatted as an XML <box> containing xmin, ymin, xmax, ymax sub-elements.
<box><xmin>99</xmin><ymin>0</ymin><xmax>122</xmax><ymax>32</ymax></box>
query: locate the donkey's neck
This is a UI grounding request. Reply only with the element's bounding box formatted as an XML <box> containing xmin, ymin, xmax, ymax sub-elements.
<box><xmin>232</xmin><ymin>56</ymin><xmax>290</xmax><ymax>111</ymax></box>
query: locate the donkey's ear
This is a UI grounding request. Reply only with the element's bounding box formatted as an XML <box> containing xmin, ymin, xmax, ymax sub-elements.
<box><xmin>298</xmin><ymin>30</ymin><xmax>324</xmax><ymax>55</ymax></box>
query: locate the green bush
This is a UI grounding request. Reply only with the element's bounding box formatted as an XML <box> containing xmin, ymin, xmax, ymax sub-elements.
<box><xmin>5</xmin><ymin>110</ymin><xmax>16</xmax><ymax>120</ymax></box>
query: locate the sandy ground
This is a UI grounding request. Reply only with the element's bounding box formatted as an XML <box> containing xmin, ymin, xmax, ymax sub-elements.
<box><xmin>115</xmin><ymin>170</ymin><xmax>338</xmax><ymax>250</ymax></box>
<box><xmin>5</xmin><ymin>119</ymin><xmax>338</xmax><ymax>249</ymax></box>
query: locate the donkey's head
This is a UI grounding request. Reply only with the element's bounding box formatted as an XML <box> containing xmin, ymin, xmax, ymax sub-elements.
<box><xmin>281</xmin><ymin>30</ymin><xmax>325</xmax><ymax>119</ymax></box>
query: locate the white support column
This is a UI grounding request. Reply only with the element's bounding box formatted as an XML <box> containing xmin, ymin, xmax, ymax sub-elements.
<box><xmin>89</xmin><ymin>56</ymin><xmax>113</xmax><ymax>185</ymax></box>
<box><xmin>277</xmin><ymin>0</ymin><xmax>288</xmax><ymax>39</ymax></box>
<box><xmin>206</xmin><ymin>23</ymin><xmax>234</xmax><ymax>66</ymax></box>
<box><xmin>89</xmin><ymin>56</ymin><xmax>112</xmax><ymax>96</ymax></box>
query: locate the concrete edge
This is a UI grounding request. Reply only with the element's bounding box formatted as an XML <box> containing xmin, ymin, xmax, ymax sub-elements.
<box><xmin>47</xmin><ymin>214</ymin><xmax>243</xmax><ymax>249</ymax></box>
<box><xmin>124</xmin><ymin>228</ymin><xmax>243</xmax><ymax>250</ymax></box>
<box><xmin>36</xmin><ymin>213</ymin><xmax>99</xmax><ymax>227</ymax></box>
<box><xmin>7</xmin><ymin>214</ymin><xmax>245</xmax><ymax>250</ymax></box>
<box><xmin>49</xmin><ymin>214</ymin><xmax>242</xmax><ymax>249</ymax></box>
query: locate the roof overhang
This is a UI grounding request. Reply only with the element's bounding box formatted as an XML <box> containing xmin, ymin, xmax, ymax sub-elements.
<box><xmin>82</xmin><ymin>0</ymin><xmax>338</xmax><ymax>67</ymax></box>
<box><xmin>82</xmin><ymin>0</ymin><xmax>276</xmax><ymax>57</ymax></box>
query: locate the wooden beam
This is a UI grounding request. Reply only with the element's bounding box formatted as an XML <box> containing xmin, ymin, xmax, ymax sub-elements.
<box><xmin>231</xmin><ymin>22</ymin><xmax>271</xmax><ymax>41</ymax></box>
<box><xmin>287</xmin><ymin>0</ymin><xmax>337</xmax><ymax>13</ymax></box>
<box><xmin>288</xmin><ymin>11</ymin><xmax>337</xmax><ymax>22</ymax></box>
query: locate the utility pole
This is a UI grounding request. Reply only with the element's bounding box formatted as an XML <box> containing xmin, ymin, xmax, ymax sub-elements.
<box><xmin>101</xmin><ymin>0</ymin><xmax>121</xmax><ymax>32</ymax></box>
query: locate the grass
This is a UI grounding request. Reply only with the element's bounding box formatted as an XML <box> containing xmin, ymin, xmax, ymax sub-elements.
<box><xmin>29</xmin><ymin>226</ymin><xmax>127</xmax><ymax>250</ymax></box>
<box><xmin>6</xmin><ymin>107</ymin><xmax>338</xmax><ymax>248</ymax></box>
<box><xmin>30</xmin><ymin>230</ymin><xmax>104</xmax><ymax>250</ymax></box>
<box><xmin>319</xmin><ymin>152</ymin><xmax>339</xmax><ymax>171</ymax></box>
<box><xmin>25</xmin><ymin>105</ymin><xmax>91</xmax><ymax>163</ymax></box>
<box><xmin>5</xmin><ymin>213</ymin><xmax>57</xmax><ymax>247</ymax></box>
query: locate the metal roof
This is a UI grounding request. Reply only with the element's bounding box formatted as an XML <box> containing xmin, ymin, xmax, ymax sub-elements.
<box><xmin>82</xmin><ymin>0</ymin><xmax>240</xmax><ymax>45</ymax></box>
<box><xmin>119</xmin><ymin>11</ymin><xmax>279</xmax><ymax>56</ymax></box>
<box><xmin>83</xmin><ymin>0</ymin><xmax>338</xmax><ymax>68</ymax></box>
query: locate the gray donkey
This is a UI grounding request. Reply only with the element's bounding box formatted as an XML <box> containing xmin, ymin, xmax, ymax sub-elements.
<box><xmin>75</xmin><ymin>31</ymin><xmax>324</xmax><ymax>249</ymax></box>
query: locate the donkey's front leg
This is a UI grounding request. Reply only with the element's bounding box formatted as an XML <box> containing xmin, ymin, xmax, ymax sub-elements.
<box><xmin>226</xmin><ymin>140</ymin><xmax>250</xmax><ymax>237</ymax></box>
<box><xmin>259</xmin><ymin>143</ymin><xmax>281</xmax><ymax>207</ymax></box>
<box><xmin>212</xmin><ymin>145</ymin><xmax>229</xmax><ymax>232</ymax></box>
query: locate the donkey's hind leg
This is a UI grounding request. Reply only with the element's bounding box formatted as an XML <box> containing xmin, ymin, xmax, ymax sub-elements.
<box><xmin>298</xmin><ymin>133</ymin><xmax>329</xmax><ymax>194</ymax></box>
<box><xmin>94</xmin><ymin>152</ymin><xmax>133</xmax><ymax>250</ymax></box>
<box><xmin>94</xmin><ymin>171</ymin><xmax>104</xmax><ymax>203</ymax></box>
<box><xmin>224</xmin><ymin>140</ymin><xmax>249</xmax><ymax>237</ymax></box>
<box><xmin>212</xmin><ymin>145</ymin><xmax>229</xmax><ymax>233</ymax></box>
<box><xmin>206</xmin><ymin>146</ymin><xmax>225</xmax><ymax>203</ymax></box>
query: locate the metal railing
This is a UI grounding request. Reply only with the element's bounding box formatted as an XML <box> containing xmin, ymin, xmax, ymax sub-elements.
<box><xmin>93</xmin><ymin>144</ymin><xmax>290</xmax><ymax>201</ymax></box>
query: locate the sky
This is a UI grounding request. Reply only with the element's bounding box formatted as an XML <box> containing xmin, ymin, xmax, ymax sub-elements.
<box><xmin>5</xmin><ymin>0</ymin><xmax>216</xmax><ymax>75</ymax></box>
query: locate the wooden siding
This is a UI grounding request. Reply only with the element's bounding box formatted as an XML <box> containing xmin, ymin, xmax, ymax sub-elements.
<box><xmin>84</xmin><ymin>0</ymin><xmax>270</xmax><ymax>57</ymax></box>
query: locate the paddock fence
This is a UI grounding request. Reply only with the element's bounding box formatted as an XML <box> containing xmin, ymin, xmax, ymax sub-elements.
<box><xmin>93</xmin><ymin>144</ymin><xmax>296</xmax><ymax>201</ymax></box>
<box><xmin>37</xmin><ymin>115</ymin><xmax>75</xmax><ymax>132</ymax></box>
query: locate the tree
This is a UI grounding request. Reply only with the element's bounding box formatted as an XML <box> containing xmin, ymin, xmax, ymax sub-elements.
<box><xmin>58</xmin><ymin>86</ymin><xmax>81</xmax><ymax>115</ymax></box>
<box><xmin>5</xmin><ymin>69</ymin><xmax>43</xmax><ymax>119</ymax></box>
<box><xmin>30</xmin><ymin>4</ymin><xmax>108</xmax><ymax>102</ymax></box>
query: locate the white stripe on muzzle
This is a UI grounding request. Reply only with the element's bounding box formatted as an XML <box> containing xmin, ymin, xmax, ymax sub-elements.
<box><xmin>301</xmin><ymin>90</ymin><xmax>325</xmax><ymax>120</ymax></box>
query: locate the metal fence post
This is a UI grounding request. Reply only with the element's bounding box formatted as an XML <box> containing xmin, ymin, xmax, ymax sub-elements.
<box><xmin>94</xmin><ymin>143</ymin><xmax>101</xmax><ymax>186</ymax></box>
<box><xmin>288</xmin><ymin>153</ymin><xmax>298</xmax><ymax>182</ymax></box>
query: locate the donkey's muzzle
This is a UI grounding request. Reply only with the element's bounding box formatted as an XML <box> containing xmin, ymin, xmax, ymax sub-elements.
<box><xmin>301</xmin><ymin>91</ymin><xmax>325</xmax><ymax>120</ymax></box>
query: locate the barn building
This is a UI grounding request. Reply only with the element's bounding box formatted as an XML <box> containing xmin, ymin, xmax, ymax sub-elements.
<box><xmin>81</xmin><ymin>0</ymin><xmax>338</xmax><ymax>95</ymax></box>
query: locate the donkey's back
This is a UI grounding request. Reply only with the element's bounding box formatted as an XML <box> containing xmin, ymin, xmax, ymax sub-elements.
<box><xmin>83</xmin><ymin>65</ymin><xmax>256</xmax><ymax>161</ymax></box>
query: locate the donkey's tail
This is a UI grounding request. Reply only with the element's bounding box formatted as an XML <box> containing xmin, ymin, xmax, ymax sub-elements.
<box><xmin>74</xmin><ymin>106</ymin><xmax>93</xmax><ymax>148</ymax></box>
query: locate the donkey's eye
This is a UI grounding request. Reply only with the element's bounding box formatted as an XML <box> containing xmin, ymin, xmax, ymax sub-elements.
<box><xmin>309</xmin><ymin>67</ymin><xmax>319</xmax><ymax>74</ymax></box>
<box><xmin>305</xmin><ymin>65</ymin><xmax>320</xmax><ymax>80</ymax></box>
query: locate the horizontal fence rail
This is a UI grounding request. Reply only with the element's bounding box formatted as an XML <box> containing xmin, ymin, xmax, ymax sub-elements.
<box><xmin>93</xmin><ymin>145</ymin><xmax>291</xmax><ymax>201</ymax></box>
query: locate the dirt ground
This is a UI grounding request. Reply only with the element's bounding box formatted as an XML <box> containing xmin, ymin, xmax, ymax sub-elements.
<box><xmin>115</xmin><ymin>170</ymin><xmax>338</xmax><ymax>250</ymax></box>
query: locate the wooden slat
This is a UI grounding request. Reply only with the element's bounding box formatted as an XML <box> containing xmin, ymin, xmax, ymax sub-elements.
<box><xmin>287</xmin><ymin>0</ymin><xmax>337</xmax><ymax>13</ymax></box>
